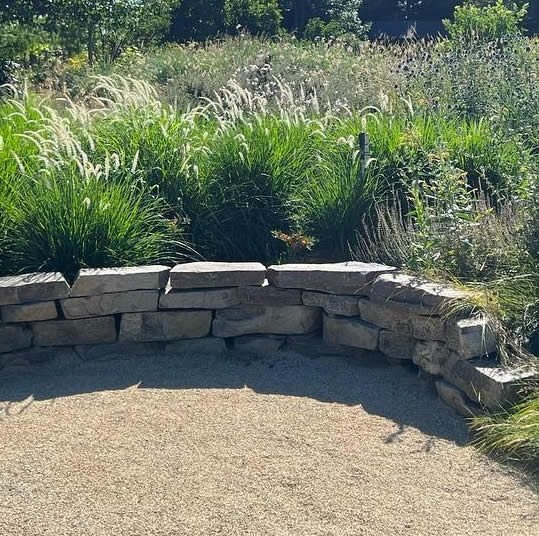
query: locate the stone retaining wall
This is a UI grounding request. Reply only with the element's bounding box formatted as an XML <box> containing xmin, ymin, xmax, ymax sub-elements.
<box><xmin>0</xmin><ymin>262</ymin><xmax>534</xmax><ymax>414</ymax></box>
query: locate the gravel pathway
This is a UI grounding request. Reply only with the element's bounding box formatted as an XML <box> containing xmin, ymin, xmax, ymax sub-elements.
<box><xmin>1</xmin><ymin>351</ymin><xmax>538</xmax><ymax>536</ymax></box>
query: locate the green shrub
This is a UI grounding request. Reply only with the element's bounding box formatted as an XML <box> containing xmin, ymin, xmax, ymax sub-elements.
<box><xmin>444</xmin><ymin>1</ymin><xmax>528</xmax><ymax>42</ymax></box>
<box><xmin>0</xmin><ymin>171</ymin><xmax>184</xmax><ymax>279</ymax></box>
<box><xmin>196</xmin><ymin>116</ymin><xmax>320</xmax><ymax>261</ymax></box>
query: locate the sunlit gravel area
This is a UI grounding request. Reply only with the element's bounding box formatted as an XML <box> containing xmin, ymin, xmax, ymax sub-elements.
<box><xmin>1</xmin><ymin>351</ymin><xmax>538</xmax><ymax>536</ymax></box>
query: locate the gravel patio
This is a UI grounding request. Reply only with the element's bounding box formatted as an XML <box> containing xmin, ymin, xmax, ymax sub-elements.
<box><xmin>1</xmin><ymin>350</ymin><xmax>537</xmax><ymax>535</ymax></box>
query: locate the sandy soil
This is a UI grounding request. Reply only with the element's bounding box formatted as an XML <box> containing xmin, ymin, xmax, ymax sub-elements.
<box><xmin>1</xmin><ymin>350</ymin><xmax>537</xmax><ymax>536</ymax></box>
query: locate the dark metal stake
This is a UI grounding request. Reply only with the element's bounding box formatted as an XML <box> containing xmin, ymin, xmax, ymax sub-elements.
<box><xmin>359</xmin><ymin>132</ymin><xmax>369</xmax><ymax>181</ymax></box>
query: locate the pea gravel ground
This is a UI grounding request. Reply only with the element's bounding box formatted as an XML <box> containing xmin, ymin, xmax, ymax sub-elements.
<box><xmin>1</xmin><ymin>350</ymin><xmax>538</xmax><ymax>536</ymax></box>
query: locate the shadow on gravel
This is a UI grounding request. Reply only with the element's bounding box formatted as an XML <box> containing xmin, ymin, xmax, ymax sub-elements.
<box><xmin>0</xmin><ymin>350</ymin><xmax>471</xmax><ymax>445</ymax></box>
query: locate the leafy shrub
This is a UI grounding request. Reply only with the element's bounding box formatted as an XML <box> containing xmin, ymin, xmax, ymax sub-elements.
<box><xmin>224</xmin><ymin>0</ymin><xmax>283</xmax><ymax>35</ymax></box>
<box><xmin>443</xmin><ymin>0</ymin><xmax>528</xmax><ymax>42</ymax></box>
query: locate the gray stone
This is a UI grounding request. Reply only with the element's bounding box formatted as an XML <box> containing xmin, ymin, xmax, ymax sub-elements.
<box><xmin>441</xmin><ymin>357</ymin><xmax>536</xmax><ymax>409</ymax></box>
<box><xmin>267</xmin><ymin>262</ymin><xmax>396</xmax><ymax>295</ymax></box>
<box><xmin>435</xmin><ymin>380</ymin><xmax>476</xmax><ymax>417</ymax></box>
<box><xmin>119</xmin><ymin>311</ymin><xmax>212</xmax><ymax>342</ymax></box>
<box><xmin>0</xmin><ymin>272</ymin><xmax>69</xmax><ymax>306</ymax></box>
<box><xmin>75</xmin><ymin>342</ymin><xmax>163</xmax><ymax>361</ymax></box>
<box><xmin>32</xmin><ymin>317</ymin><xmax>117</xmax><ymax>347</ymax></box>
<box><xmin>170</xmin><ymin>262</ymin><xmax>266</xmax><ymax>289</ymax></box>
<box><xmin>446</xmin><ymin>316</ymin><xmax>497</xmax><ymax>358</ymax></box>
<box><xmin>285</xmin><ymin>333</ymin><xmax>369</xmax><ymax>359</ymax></box>
<box><xmin>302</xmin><ymin>291</ymin><xmax>359</xmax><ymax>316</ymax></box>
<box><xmin>371</xmin><ymin>273</ymin><xmax>467</xmax><ymax>313</ymax></box>
<box><xmin>70</xmin><ymin>265</ymin><xmax>170</xmax><ymax>297</ymax></box>
<box><xmin>412</xmin><ymin>340</ymin><xmax>451</xmax><ymax>375</ymax></box>
<box><xmin>240</xmin><ymin>280</ymin><xmax>302</xmax><ymax>306</ymax></box>
<box><xmin>323</xmin><ymin>314</ymin><xmax>379</xmax><ymax>350</ymax></box>
<box><xmin>358</xmin><ymin>299</ymin><xmax>411</xmax><ymax>332</ymax></box>
<box><xmin>410</xmin><ymin>315</ymin><xmax>446</xmax><ymax>341</ymax></box>
<box><xmin>60</xmin><ymin>290</ymin><xmax>159</xmax><ymax>319</ymax></box>
<box><xmin>0</xmin><ymin>325</ymin><xmax>32</xmax><ymax>353</ymax></box>
<box><xmin>166</xmin><ymin>337</ymin><xmax>227</xmax><ymax>355</ymax></box>
<box><xmin>212</xmin><ymin>305</ymin><xmax>321</xmax><ymax>338</ymax></box>
<box><xmin>232</xmin><ymin>335</ymin><xmax>286</xmax><ymax>355</ymax></box>
<box><xmin>159</xmin><ymin>286</ymin><xmax>240</xmax><ymax>309</ymax></box>
<box><xmin>358</xmin><ymin>299</ymin><xmax>445</xmax><ymax>341</ymax></box>
<box><xmin>1</xmin><ymin>301</ymin><xmax>58</xmax><ymax>323</ymax></box>
<box><xmin>379</xmin><ymin>330</ymin><xmax>415</xmax><ymax>360</ymax></box>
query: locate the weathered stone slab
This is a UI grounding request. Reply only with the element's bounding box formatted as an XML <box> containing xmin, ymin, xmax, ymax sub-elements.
<box><xmin>302</xmin><ymin>291</ymin><xmax>359</xmax><ymax>316</ymax></box>
<box><xmin>412</xmin><ymin>340</ymin><xmax>451</xmax><ymax>375</ymax></box>
<box><xmin>159</xmin><ymin>286</ymin><xmax>240</xmax><ymax>309</ymax></box>
<box><xmin>166</xmin><ymin>337</ymin><xmax>227</xmax><ymax>355</ymax></box>
<box><xmin>32</xmin><ymin>316</ymin><xmax>117</xmax><ymax>347</ymax></box>
<box><xmin>446</xmin><ymin>316</ymin><xmax>497</xmax><ymax>358</ymax></box>
<box><xmin>0</xmin><ymin>347</ymin><xmax>81</xmax><ymax>369</ymax></box>
<box><xmin>0</xmin><ymin>325</ymin><xmax>32</xmax><ymax>353</ymax></box>
<box><xmin>0</xmin><ymin>272</ymin><xmax>69</xmax><ymax>306</ymax></box>
<box><xmin>441</xmin><ymin>357</ymin><xmax>536</xmax><ymax>409</ymax></box>
<box><xmin>119</xmin><ymin>311</ymin><xmax>212</xmax><ymax>342</ymax></box>
<box><xmin>323</xmin><ymin>314</ymin><xmax>379</xmax><ymax>350</ymax></box>
<box><xmin>371</xmin><ymin>273</ymin><xmax>467</xmax><ymax>312</ymax></box>
<box><xmin>75</xmin><ymin>342</ymin><xmax>163</xmax><ymax>361</ymax></box>
<box><xmin>435</xmin><ymin>380</ymin><xmax>476</xmax><ymax>417</ymax></box>
<box><xmin>170</xmin><ymin>262</ymin><xmax>266</xmax><ymax>289</ymax></box>
<box><xmin>61</xmin><ymin>290</ymin><xmax>158</xmax><ymax>319</ymax></box>
<box><xmin>233</xmin><ymin>335</ymin><xmax>286</xmax><ymax>355</ymax></box>
<box><xmin>410</xmin><ymin>315</ymin><xmax>446</xmax><ymax>341</ymax></box>
<box><xmin>267</xmin><ymin>262</ymin><xmax>396</xmax><ymax>295</ymax></box>
<box><xmin>212</xmin><ymin>305</ymin><xmax>321</xmax><ymax>338</ymax></box>
<box><xmin>240</xmin><ymin>280</ymin><xmax>302</xmax><ymax>306</ymax></box>
<box><xmin>379</xmin><ymin>330</ymin><xmax>415</xmax><ymax>360</ymax></box>
<box><xmin>358</xmin><ymin>299</ymin><xmax>445</xmax><ymax>341</ymax></box>
<box><xmin>70</xmin><ymin>265</ymin><xmax>170</xmax><ymax>297</ymax></box>
<box><xmin>1</xmin><ymin>301</ymin><xmax>58</xmax><ymax>323</ymax></box>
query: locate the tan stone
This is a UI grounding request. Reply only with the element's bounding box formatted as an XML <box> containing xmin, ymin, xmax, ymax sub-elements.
<box><xmin>159</xmin><ymin>287</ymin><xmax>240</xmax><ymax>309</ymax></box>
<box><xmin>267</xmin><ymin>262</ymin><xmax>396</xmax><ymax>295</ymax></box>
<box><xmin>412</xmin><ymin>340</ymin><xmax>451</xmax><ymax>375</ymax></box>
<box><xmin>170</xmin><ymin>262</ymin><xmax>266</xmax><ymax>289</ymax></box>
<box><xmin>371</xmin><ymin>273</ymin><xmax>467</xmax><ymax>312</ymax></box>
<box><xmin>435</xmin><ymin>380</ymin><xmax>476</xmax><ymax>417</ymax></box>
<box><xmin>212</xmin><ymin>305</ymin><xmax>321</xmax><ymax>338</ymax></box>
<box><xmin>0</xmin><ymin>272</ymin><xmax>69</xmax><ymax>306</ymax></box>
<box><xmin>119</xmin><ymin>311</ymin><xmax>212</xmax><ymax>342</ymax></box>
<box><xmin>70</xmin><ymin>265</ymin><xmax>170</xmax><ymax>297</ymax></box>
<box><xmin>446</xmin><ymin>316</ymin><xmax>497</xmax><ymax>358</ymax></box>
<box><xmin>0</xmin><ymin>325</ymin><xmax>32</xmax><ymax>353</ymax></box>
<box><xmin>358</xmin><ymin>298</ymin><xmax>445</xmax><ymax>341</ymax></box>
<box><xmin>441</xmin><ymin>357</ymin><xmax>536</xmax><ymax>409</ymax></box>
<box><xmin>1</xmin><ymin>301</ymin><xmax>58</xmax><ymax>323</ymax></box>
<box><xmin>32</xmin><ymin>317</ymin><xmax>117</xmax><ymax>347</ymax></box>
<box><xmin>302</xmin><ymin>291</ymin><xmax>359</xmax><ymax>316</ymax></box>
<box><xmin>240</xmin><ymin>280</ymin><xmax>302</xmax><ymax>306</ymax></box>
<box><xmin>61</xmin><ymin>290</ymin><xmax>158</xmax><ymax>319</ymax></box>
<box><xmin>323</xmin><ymin>314</ymin><xmax>379</xmax><ymax>350</ymax></box>
<box><xmin>379</xmin><ymin>330</ymin><xmax>415</xmax><ymax>360</ymax></box>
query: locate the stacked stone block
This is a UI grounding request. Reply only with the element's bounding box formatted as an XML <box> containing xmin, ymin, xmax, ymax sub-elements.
<box><xmin>0</xmin><ymin>261</ymin><xmax>535</xmax><ymax>414</ymax></box>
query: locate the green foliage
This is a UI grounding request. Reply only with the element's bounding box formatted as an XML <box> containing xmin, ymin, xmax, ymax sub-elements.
<box><xmin>224</xmin><ymin>0</ymin><xmax>283</xmax><ymax>34</ymax></box>
<box><xmin>444</xmin><ymin>1</ymin><xmax>528</xmax><ymax>41</ymax></box>
<box><xmin>472</xmin><ymin>388</ymin><xmax>539</xmax><ymax>465</ymax></box>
